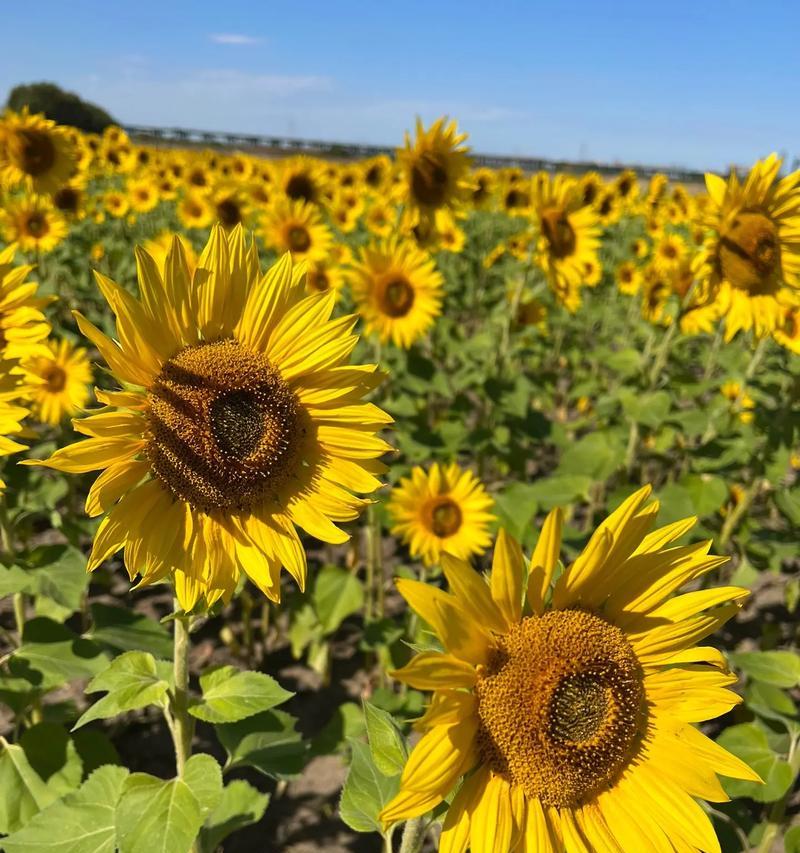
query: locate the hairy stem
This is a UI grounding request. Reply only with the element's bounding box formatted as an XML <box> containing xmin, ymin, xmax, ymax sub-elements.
<box><xmin>756</xmin><ymin>736</ymin><xmax>800</xmax><ymax>853</ymax></box>
<box><xmin>398</xmin><ymin>817</ymin><xmax>426</xmax><ymax>853</ymax></box>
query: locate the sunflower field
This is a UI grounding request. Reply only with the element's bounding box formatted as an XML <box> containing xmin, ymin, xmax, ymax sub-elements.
<box><xmin>0</xmin><ymin>108</ymin><xmax>797</xmax><ymax>853</ymax></box>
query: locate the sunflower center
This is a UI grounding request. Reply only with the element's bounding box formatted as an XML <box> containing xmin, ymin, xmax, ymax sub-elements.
<box><xmin>216</xmin><ymin>199</ymin><xmax>242</xmax><ymax>228</ymax></box>
<box><xmin>308</xmin><ymin>269</ymin><xmax>329</xmax><ymax>292</ymax></box>
<box><xmin>427</xmin><ymin>497</ymin><xmax>463</xmax><ymax>537</ymax></box>
<box><xmin>540</xmin><ymin>208</ymin><xmax>576</xmax><ymax>259</ymax></box>
<box><xmin>17</xmin><ymin>130</ymin><xmax>57</xmax><ymax>176</ymax></box>
<box><xmin>43</xmin><ymin>365</ymin><xmax>67</xmax><ymax>393</ymax></box>
<box><xmin>505</xmin><ymin>189</ymin><xmax>530</xmax><ymax>210</ymax></box>
<box><xmin>145</xmin><ymin>339</ymin><xmax>302</xmax><ymax>514</ymax></box>
<box><xmin>287</xmin><ymin>226</ymin><xmax>311</xmax><ymax>253</ymax></box>
<box><xmin>54</xmin><ymin>187</ymin><xmax>80</xmax><ymax>213</ymax></box>
<box><xmin>380</xmin><ymin>277</ymin><xmax>415</xmax><ymax>318</ymax></box>
<box><xmin>719</xmin><ymin>211</ymin><xmax>779</xmax><ymax>294</ymax></box>
<box><xmin>411</xmin><ymin>152</ymin><xmax>449</xmax><ymax>208</ymax></box>
<box><xmin>475</xmin><ymin>609</ymin><xmax>644</xmax><ymax>808</ymax></box>
<box><xmin>285</xmin><ymin>174</ymin><xmax>315</xmax><ymax>203</ymax></box>
<box><xmin>25</xmin><ymin>213</ymin><xmax>49</xmax><ymax>238</ymax></box>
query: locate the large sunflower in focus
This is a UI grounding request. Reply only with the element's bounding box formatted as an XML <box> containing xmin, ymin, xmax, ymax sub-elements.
<box><xmin>697</xmin><ymin>153</ymin><xmax>800</xmax><ymax>340</ymax></box>
<box><xmin>380</xmin><ymin>486</ymin><xmax>760</xmax><ymax>850</ymax></box>
<box><xmin>30</xmin><ymin>226</ymin><xmax>392</xmax><ymax>611</ymax></box>
<box><xmin>0</xmin><ymin>109</ymin><xmax>76</xmax><ymax>194</ymax></box>
<box><xmin>347</xmin><ymin>238</ymin><xmax>443</xmax><ymax>348</ymax></box>
<box><xmin>532</xmin><ymin>175</ymin><xmax>601</xmax><ymax>299</ymax></box>
<box><xmin>388</xmin><ymin>462</ymin><xmax>494</xmax><ymax>567</ymax></box>
<box><xmin>398</xmin><ymin>118</ymin><xmax>472</xmax><ymax>223</ymax></box>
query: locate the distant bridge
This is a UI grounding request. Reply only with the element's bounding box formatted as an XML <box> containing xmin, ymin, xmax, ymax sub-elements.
<box><xmin>123</xmin><ymin>123</ymin><xmax>715</xmax><ymax>184</ymax></box>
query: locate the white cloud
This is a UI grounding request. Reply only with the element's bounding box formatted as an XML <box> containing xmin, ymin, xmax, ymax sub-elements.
<box><xmin>210</xmin><ymin>33</ymin><xmax>261</xmax><ymax>46</ymax></box>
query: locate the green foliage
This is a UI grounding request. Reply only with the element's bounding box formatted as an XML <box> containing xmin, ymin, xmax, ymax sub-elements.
<box><xmin>189</xmin><ymin>665</ymin><xmax>293</xmax><ymax>724</ymax></box>
<box><xmin>6</xmin><ymin>82</ymin><xmax>114</xmax><ymax>133</ymax></box>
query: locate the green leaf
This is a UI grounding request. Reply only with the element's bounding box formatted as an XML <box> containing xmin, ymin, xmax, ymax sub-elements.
<box><xmin>86</xmin><ymin>603</ymin><xmax>173</xmax><ymax>659</ymax></box>
<box><xmin>731</xmin><ymin>650</ymin><xmax>800</xmax><ymax>688</ymax></box>
<box><xmin>19</xmin><ymin>724</ymin><xmax>82</xmax><ymax>796</ymax></box>
<box><xmin>621</xmin><ymin>389</ymin><xmax>671</xmax><ymax>427</ymax></box>
<box><xmin>0</xmin><ymin>564</ymin><xmax>33</xmax><ymax>598</ymax></box>
<box><xmin>199</xmin><ymin>780</ymin><xmax>269</xmax><ymax>851</ymax></box>
<box><xmin>654</xmin><ymin>483</ymin><xmax>695</xmax><ymax>526</ymax></box>
<box><xmin>363</xmin><ymin>702</ymin><xmax>407</xmax><ymax>778</ymax></box>
<box><xmin>557</xmin><ymin>431</ymin><xmax>624</xmax><ymax>481</ymax></box>
<box><xmin>216</xmin><ymin>710</ymin><xmax>307</xmax><ymax>780</ymax></box>
<box><xmin>717</xmin><ymin>723</ymin><xmax>793</xmax><ymax>803</ymax></box>
<box><xmin>526</xmin><ymin>475</ymin><xmax>592</xmax><ymax>510</ymax></box>
<box><xmin>681</xmin><ymin>474</ymin><xmax>728</xmax><ymax>517</ymax></box>
<box><xmin>339</xmin><ymin>740</ymin><xmax>399</xmax><ymax>834</ymax></box>
<box><xmin>12</xmin><ymin>618</ymin><xmax>109</xmax><ymax>692</ymax></box>
<box><xmin>29</xmin><ymin>545</ymin><xmax>89</xmax><ymax>616</ymax></box>
<box><xmin>0</xmin><ymin>737</ymin><xmax>58</xmax><ymax>834</ymax></box>
<box><xmin>115</xmin><ymin>772</ymin><xmax>203</xmax><ymax>853</ymax></box>
<box><xmin>785</xmin><ymin>825</ymin><xmax>800</xmax><ymax>853</ymax></box>
<box><xmin>72</xmin><ymin>730</ymin><xmax>121</xmax><ymax>776</ymax></box>
<box><xmin>189</xmin><ymin>665</ymin><xmax>293</xmax><ymax>724</ymax></box>
<box><xmin>492</xmin><ymin>482</ymin><xmax>540</xmax><ymax>541</ymax></box>
<box><xmin>312</xmin><ymin>566</ymin><xmax>364</xmax><ymax>635</ymax></box>
<box><xmin>1</xmin><ymin>764</ymin><xmax>129</xmax><ymax>853</ymax></box>
<box><xmin>74</xmin><ymin>651</ymin><xmax>170</xmax><ymax>730</ymax></box>
<box><xmin>182</xmin><ymin>754</ymin><xmax>222</xmax><ymax>818</ymax></box>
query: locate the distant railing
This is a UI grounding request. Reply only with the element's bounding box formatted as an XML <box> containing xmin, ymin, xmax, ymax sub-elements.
<box><xmin>122</xmin><ymin>124</ymin><xmax>714</xmax><ymax>184</ymax></box>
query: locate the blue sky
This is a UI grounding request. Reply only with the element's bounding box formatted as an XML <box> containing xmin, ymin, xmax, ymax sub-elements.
<box><xmin>3</xmin><ymin>1</ymin><xmax>799</xmax><ymax>171</ymax></box>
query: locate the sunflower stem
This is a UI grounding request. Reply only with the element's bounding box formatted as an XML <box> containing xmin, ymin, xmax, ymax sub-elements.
<box><xmin>13</xmin><ymin>593</ymin><xmax>25</xmax><ymax>645</ymax></box>
<box><xmin>718</xmin><ymin>479</ymin><xmax>761</xmax><ymax>550</ymax></box>
<box><xmin>171</xmin><ymin>611</ymin><xmax>194</xmax><ymax>775</ymax></box>
<box><xmin>398</xmin><ymin>817</ymin><xmax>426</xmax><ymax>853</ymax></box>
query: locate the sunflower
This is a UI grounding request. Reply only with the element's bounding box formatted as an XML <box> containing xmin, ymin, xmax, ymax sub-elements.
<box><xmin>0</xmin><ymin>109</ymin><xmax>76</xmax><ymax>194</ymax></box>
<box><xmin>305</xmin><ymin>258</ymin><xmax>346</xmax><ymax>297</ymax></box>
<box><xmin>25</xmin><ymin>338</ymin><xmax>92</xmax><ymax>426</ymax></box>
<box><xmin>616</xmin><ymin>261</ymin><xmax>642</xmax><ymax>296</ymax></box>
<box><xmin>652</xmin><ymin>233</ymin><xmax>687</xmax><ymax>275</ymax></box>
<box><xmin>773</xmin><ymin>306</ymin><xmax>800</xmax><ymax>354</ymax></box>
<box><xmin>388</xmin><ymin>462</ymin><xmax>494</xmax><ymax>567</ymax></box>
<box><xmin>398</xmin><ymin>118</ymin><xmax>472</xmax><ymax>223</ymax></box>
<box><xmin>594</xmin><ymin>188</ymin><xmax>619</xmax><ymax>226</ymax></box>
<box><xmin>578</xmin><ymin>172</ymin><xmax>604</xmax><ymax>208</ymax></box>
<box><xmin>470</xmin><ymin>168</ymin><xmax>497</xmax><ymax>209</ymax></box>
<box><xmin>0</xmin><ymin>195</ymin><xmax>68</xmax><ymax>254</ymax></box>
<box><xmin>279</xmin><ymin>156</ymin><xmax>328</xmax><ymax>205</ymax></box>
<box><xmin>177</xmin><ymin>192</ymin><xmax>214</xmax><ymax>230</ymax></box>
<box><xmin>212</xmin><ymin>185</ymin><xmax>249</xmax><ymax>231</ymax></box>
<box><xmin>362</xmin><ymin>155</ymin><xmax>392</xmax><ymax>192</ymax></box>
<box><xmin>365</xmin><ymin>201</ymin><xmax>396</xmax><ymax>239</ymax></box>
<box><xmin>641</xmin><ymin>266</ymin><xmax>673</xmax><ymax>326</ymax></box>
<box><xmin>379</xmin><ymin>486</ymin><xmax>759</xmax><ymax>850</ymax></box>
<box><xmin>613</xmin><ymin>168</ymin><xmax>639</xmax><ymax>204</ymax></box>
<box><xmin>185</xmin><ymin>160</ymin><xmax>212</xmax><ymax>194</ymax></box>
<box><xmin>0</xmin><ymin>244</ymin><xmax>51</xmax><ymax>364</ymax></box>
<box><xmin>52</xmin><ymin>180</ymin><xmax>86</xmax><ymax>219</ymax></box>
<box><xmin>0</xmin><ymin>376</ymin><xmax>30</xmax><ymax>491</ymax></box>
<box><xmin>532</xmin><ymin>175</ymin><xmax>601</xmax><ymax>299</ymax></box>
<box><xmin>261</xmin><ymin>198</ymin><xmax>332</xmax><ymax>262</ymax></box>
<box><xmin>103</xmin><ymin>190</ymin><xmax>130</xmax><ymax>218</ymax></box>
<box><xmin>29</xmin><ymin>225</ymin><xmax>392</xmax><ymax>611</ymax></box>
<box><xmin>127</xmin><ymin>176</ymin><xmax>160</xmax><ymax>214</ymax></box>
<box><xmin>348</xmin><ymin>238</ymin><xmax>443</xmax><ymax>348</ymax></box>
<box><xmin>697</xmin><ymin>153</ymin><xmax>800</xmax><ymax>340</ymax></box>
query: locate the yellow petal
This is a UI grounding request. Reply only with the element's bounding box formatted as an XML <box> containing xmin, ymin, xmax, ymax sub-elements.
<box><xmin>470</xmin><ymin>774</ymin><xmax>513</xmax><ymax>853</ymax></box>
<box><xmin>390</xmin><ymin>652</ymin><xmax>477</xmax><ymax>690</ymax></box>
<box><xmin>526</xmin><ymin>507</ymin><xmax>563</xmax><ymax>614</ymax></box>
<box><xmin>490</xmin><ymin>528</ymin><xmax>523</xmax><ymax>628</ymax></box>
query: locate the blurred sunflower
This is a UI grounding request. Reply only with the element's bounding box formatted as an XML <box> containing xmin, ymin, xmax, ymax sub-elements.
<box><xmin>0</xmin><ymin>195</ymin><xmax>68</xmax><ymax>254</ymax></box>
<box><xmin>641</xmin><ymin>266</ymin><xmax>673</xmax><ymax>325</ymax></box>
<box><xmin>616</xmin><ymin>260</ymin><xmax>642</xmax><ymax>296</ymax></box>
<box><xmin>365</xmin><ymin>201</ymin><xmax>395</xmax><ymax>239</ymax></box>
<box><xmin>30</xmin><ymin>225</ymin><xmax>392</xmax><ymax>611</ymax></box>
<box><xmin>127</xmin><ymin>176</ymin><xmax>160</xmax><ymax>214</ymax></box>
<box><xmin>398</xmin><ymin>118</ymin><xmax>472</xmax><ymax>223</ymax></box>
<box><xmin>380</xmin><ymin>487</ymin><xmax>759</xmax><ymax>851</ymax></box>
<box><xmin>613</xmin><ymin>168</ymin><xmax>639</xmax><ymax>204</ymax></box>
<box><xmin>52</xmin><ymin>180</ymin><xmax>86</xmax><ymax>219</ymax></box>
<box><xmin>0</xmin><ymin>109</ymin><xmax>76</xmax><ymax>194</ymax></box>
<box><xmin>578</xmin><ymin>172</ymin><xmax>603</xmax><ymax>208</ymax></box>
<box><xmin>773</xmin><ymin>307</ymin><xmax>800</xmax><ymax>354</ymax></box>
<box><xmin>348</xmin><ymin>238</ymin><xmax>443</xmax><ymax>348</ymax></box>
<box><xmin>388</xmin><ymin>462</ymin><xmax>494</xmax><ymax>567</ymax></box>
<box><xmin>305</xmin><ymin>259</ymin><xmax>346</xmax><ymax>297</ymax></box>
<box><xmin>279</xmin><ymin>156</ymin><xmax>328</xmax><ymax>205</ymax></box>
<box><xmin>103</xmin><ymin>190</ymin><xmax>130</xmax><ymax>219</ymax></box>
<box><xmin>177</xmin><ymin>192</ymin><xmax>214</xmax><ymax>230</ymax></box>
<box><xmin>698</xmin><ymin>153</ymin><xmax>800</xmax><ymax>340</ymax></box>
<box><xmin>262</xmin><ymin>198</ymin><xmax>332</xmax><ymax>262</ymax></box>
<box><xmin>652</xmin><ymin>232</ymin><xmax>687</xmax><ymax>275</ymax></box>
<box><xmin>470</xmin><ymin>167</ymin><xmax>497</xmax><ymax>209</ymax></box>
<box><xmin>212</xmin><ymin>185</ymin><xmax>249</xmax><ymax>231</ymax></box>
<box><xmin>25</xmin><ymin>338</ymin><xmax>92</xmax><ymax>426</ymax></box>
<box><xmin>532</xmin><ymin>175</ymin><xmax>601</xmax><ymax>299</ymax></box>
